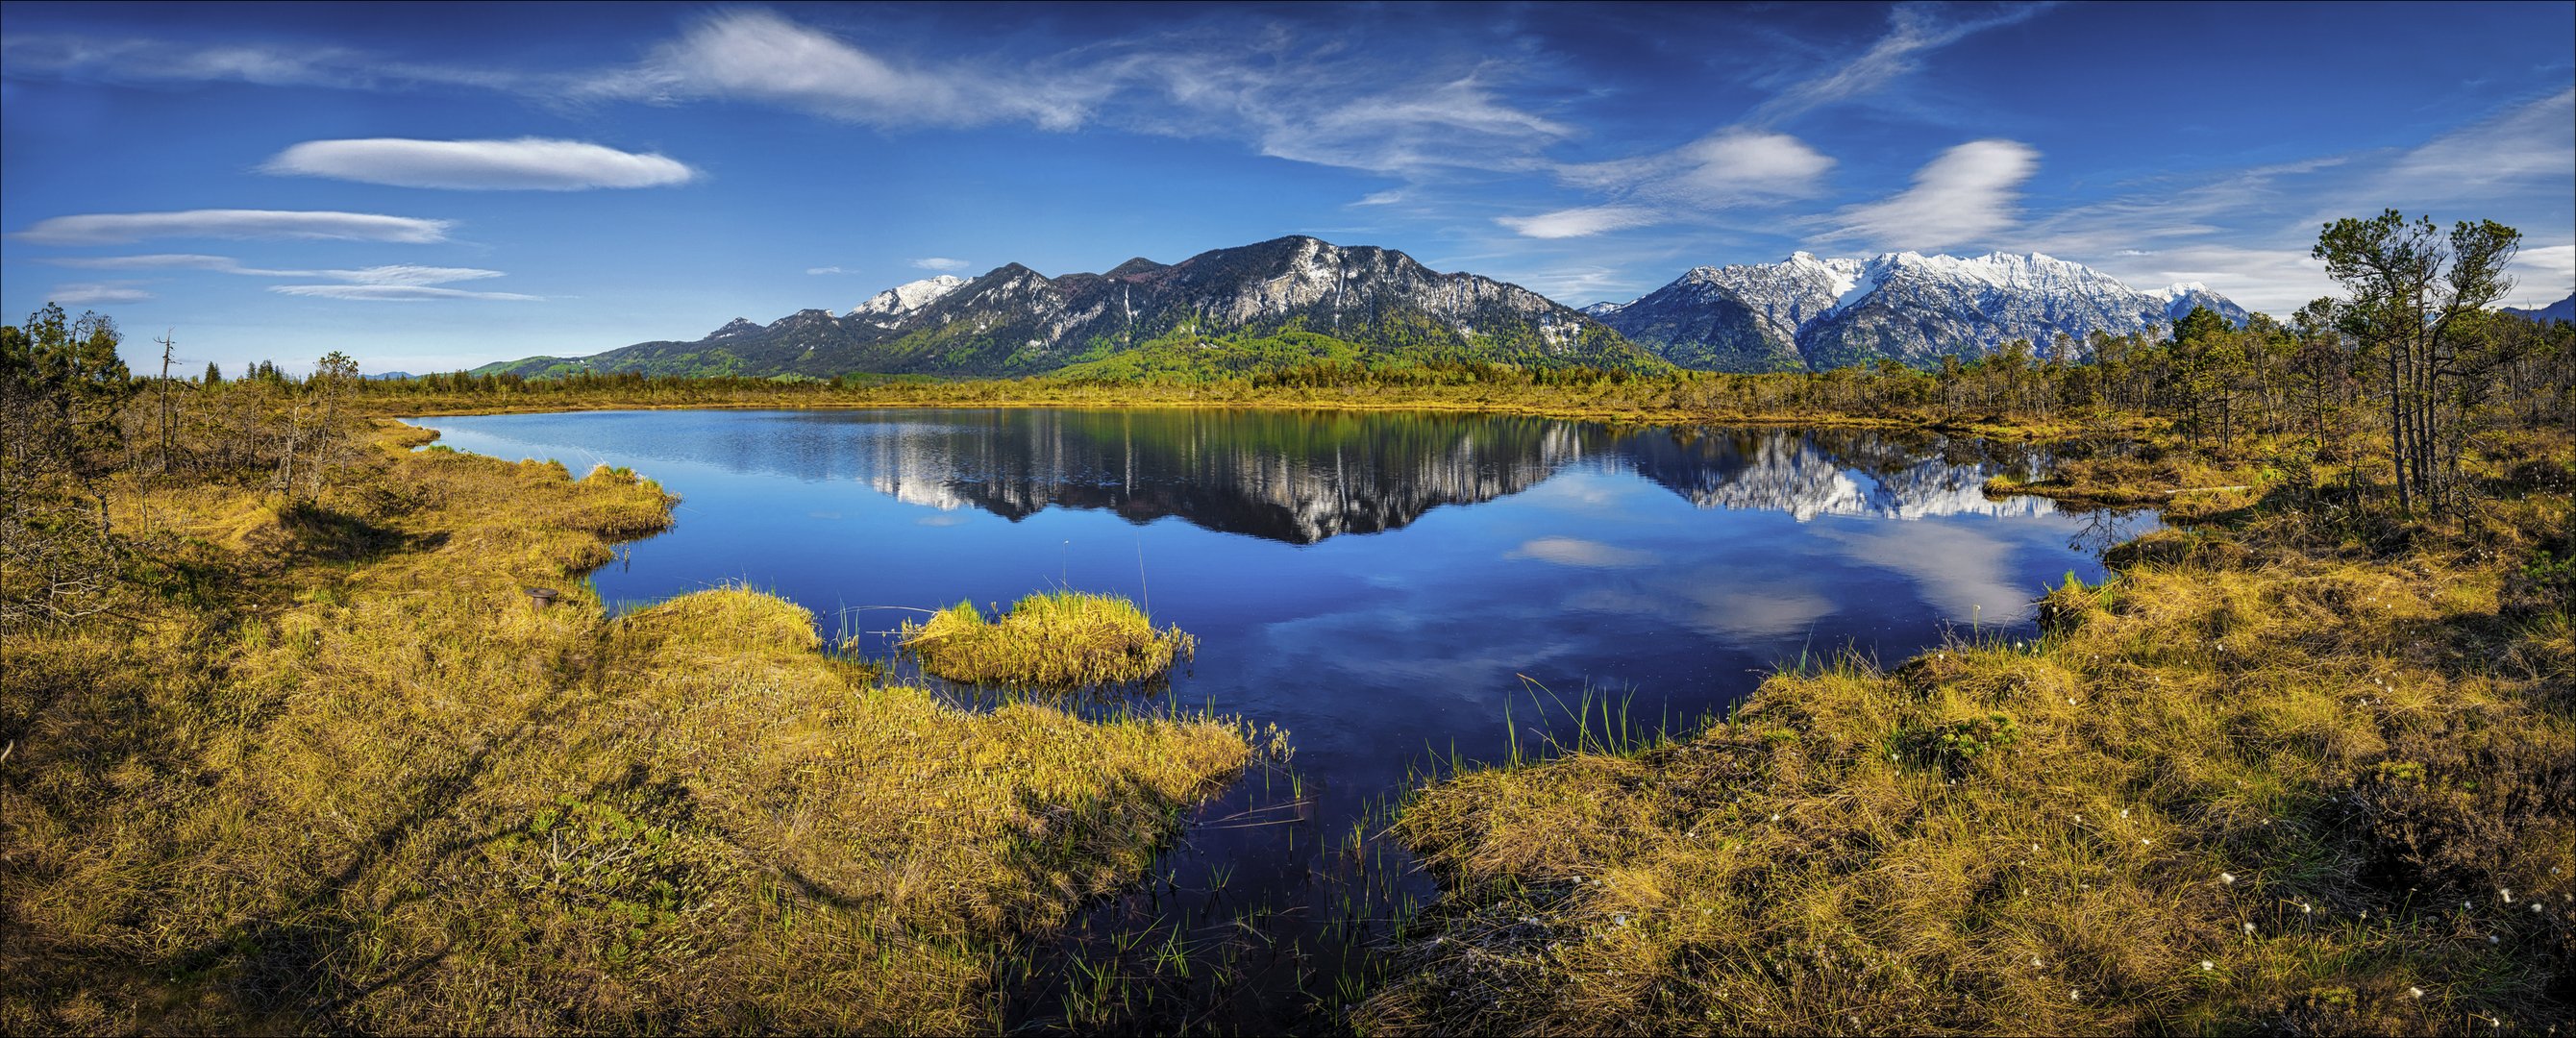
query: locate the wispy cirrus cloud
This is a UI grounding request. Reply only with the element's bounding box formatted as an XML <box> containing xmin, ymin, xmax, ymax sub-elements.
<box><xmin>268</xmin><ymin>264</ymin><xmax>533</xmax><ymax>302</ymax></box>
<box><xmin>45</xmin><ymin>253</ymin><xmax>535</xmax><ymax>303</ymax></box>
<box><xmin>576</xmin><ymin>9</ymin><xmax>1102</xmax><ymax>130</ymax></box>
<box><xmin>270</xmin><ymin>284</ymin><xmax>540</xmax><ymax>302</ymax></box>
<box><xmin>47</xmin><ymin>254</ymin><xmax>504</xmax><ymax>284</ymax></box>
<box><xmin>6</xmin><ymin>11</ymin><xmax>1577</xmax><ymax>180</ymax></box>
<box><xmin>15</xmin><ymin>210</ymin><xmax>453</xmax><ymax>245</ymax></box>
<box><xmin>2510</xmin><ymin>244</ymin><xmax>2575</xmax><ymax>308</ymax></box>
<box><xmin>908</xmin><ymin>257</ymin><xmax>970</xmax><ymax>272</ymax></box>
<box><xmin>0</xmin><ymin>33</ymin><xmax>524</xmax><ymax>91</ymax></box>
<box><xmin>46</xmin><ymin>282</ymin><xmax>155</xmax><ymax>306</ymax></box>
<box><xmin>1495</xmin><ymin>205</ymin><xmax>1660</xmax><ymax>240</ymax></box>
<box><xmin>1817</xmin><ymin>139</ymin><xmax>2040</xmax><ymax>252</ymax></box>
<box><xmin>262</xmin><ymin>137</ymin><xmax>698</xmax><ymax>190</ymax></box>
<box><xmin>2004</xmin><ymin>89</ymin><xmax>2576</xmax><ymax>314</ymax></box>
<box><xmin>1491</xmin><ymin>3</ymin><xmax>2042</xmax><ymax>240</ymax></box>
<box><xmin>1746</xmin><ymin>3</ymin><xmax>2056</xmax><ymax>127</ymax></box>
<box><xmin>2373</xmin><ymin>87</ymin><xmax>2574</xmax><ymax>202</ymax></box>
<box><xmin>806</xmin><ymin>265</ymin><xmax>855</xmax><ymax>275</ymax></box>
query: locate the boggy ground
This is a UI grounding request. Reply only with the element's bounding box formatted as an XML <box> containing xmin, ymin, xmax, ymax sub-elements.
<box><xmin>1361</xmin><ymin>432</ymin><xmax>2574</xmax><ymax>1035</ymax></box>
<box><xmin>0</xmin><ymin>423</ymin><xmax>1249</xmax><ymax>1033</ymax></box>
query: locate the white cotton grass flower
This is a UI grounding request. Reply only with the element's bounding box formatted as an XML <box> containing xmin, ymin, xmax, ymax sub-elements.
<box><xmin>2243</xmin><ymin>922</ymin><xmax>2257</xmax><ymax>934</ymax></box>
<box><xmin>2141</xmin><ymin>837</ymin><xmax>2153</xmax><ymax>846</ymax></box>
<box><xmin>2220</xmin><ymin>872</ymin><xmax>2237</xmax><ymax>885</ymax></box>
<box><xmin>2300</xmin><ymin>902</ymin><xmax>2313</xmax><ymax>914</ymax></box>
<box><xmin>1770</xmin><ymin>813</ymin><xmax>1781</xmax><ymax>822</ymax></box>
<box><xmin>2410</xmin><ymin>986</ymin><xmax>2425</xmax><ymax>999</ymax></box>
<box><xmin>2032</xmin><ymin>956</ymin><xmax>2044</xmax><ymax>967</ymax></box>
<box><xmin>2120</xmin><ymin>808</ymin><xmax>2131</xmax><ymax>819</ymax></box>
<box><xmin>2200</xmin><ymin>960</ymin><xmax>2214</xmax><ymax>971</ymax></box>
<box><xmin>2500</xmin><ymin>887</ymin><xmax>2513</xmax><ymax>902</ymax></box>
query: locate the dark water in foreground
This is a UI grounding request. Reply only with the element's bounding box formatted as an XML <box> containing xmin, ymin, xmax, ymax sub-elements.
<box><xmin>407</xmin><ymin>408</ymin><xmax>2152</xmax><ymax>1028</ymax></box>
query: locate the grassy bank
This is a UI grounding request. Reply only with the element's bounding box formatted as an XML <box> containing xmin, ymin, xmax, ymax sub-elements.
<box><xmin>353</xmin><ymin>373</ymin><xmax>2115</xmax><ymax>443</ymax></box>
<box><xmin>1359</xmin><ymin>432</ymin><xmax>2573</xmax><ymax>1034</ymax></box>
<box><xmin>1</xmin><ymin>423</ymin><xmax>1250</xmax><ymax>1033</ymax></box>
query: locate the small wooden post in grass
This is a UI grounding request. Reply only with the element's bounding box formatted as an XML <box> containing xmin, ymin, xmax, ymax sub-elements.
<box><xmin>525</xmin><ymin>586</ymin><xmax>560</xmax><ymax>609</ymax></box>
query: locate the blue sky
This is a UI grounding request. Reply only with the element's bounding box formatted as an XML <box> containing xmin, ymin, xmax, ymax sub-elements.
<box><xmin>4</xmin><ymin>1</ymin><xmax>2570</xmax><ymax>374</ymax></box>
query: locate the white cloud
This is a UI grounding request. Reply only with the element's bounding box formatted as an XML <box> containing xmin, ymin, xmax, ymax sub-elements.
<box><xmin>807</xmin><ymin>265</ymin><xmax>855</xmax><ymax>275</ymax></box>
<box><xmin>1249</xmin><ymin>69</ymin><xmax>1573</xmax><ymax>174</ymax></box>
<box><xmin>47</xmin><ymin>253</ymin><xmax>250</xmax><ymax>272</ymax></box>
<box><xmin>15</xmin><ymin>210</ymin><xmax>453</xmax><ymax>245</ymax></box>
<box><xmin>1562</xmin><ymin>128</ymin><xmax>1835</xmax><ymax>211</ymax></box>
<box><xmin>1749</xmin><ymin>4</ymin><xmax>2055</xmax><ymax>126</ymax></box>
<box><xmin>43</xmin><ymin>253</ymin><xmax>533</xmax><ymax>303</ymax></box>
<box><xmin>2090</xmin><ymin>243</ymin><xmax>2333</xmax><ymax>316</ymax></box>
<box><xmin>47</xmin><ymin>282</ymin><xmax>155</xmax><ymax>306</ymax></box>
<box><xmin>269</xmin><ymin>284</ymin><xmax>540</xmax><ymax>302</ymax></box>
<box><xmin>2511</xmin><ymin>243</ymin><xmax>2575</xmax><ymax>308</ymax></box>
<box><xmin>1497</xmin><ymin>205</ymin><xmax>1658</xmax><ymax>239</ymax></box>
<box><xmin>1352</xmin><ymin>189</ymin><xmax>1406</xmax><ymax>207</ymax></box>
<box><xmin>328</xmin><ymin>265</ymin><xmax>506</xmax><ymax>286</ymax></box>
<box><xmin>0</xmin><ymin>34</ymin><xmax>523</xmax><ymax>92</ymax></box>
<box><xmin>909</xmin><ymin>257</ymin><xmax>970</xmax><ymax>271</ymax></box>
<box><xmin>262</xmin><ymin>137</ymin><xmax>697</xmax><ymax>190</ymax></box>
<box><xmin>1821</xmin><ymin>139</ymin><xmax>2039</xmax><ymax>251</ymax></box>
<box><xmin>46</xmin><ymin>255</ymin><xmax>507</xmax><ymax>286</ymax></box>
<box><xmin>2378</xmin><ymin>87</ymin><xmax>2575</xmax><ymax>201</ymax></box>
<box><xmin>583</xmin><ymin>10</ymin><xmax>1099</xmax><ymax>130</ymax></box>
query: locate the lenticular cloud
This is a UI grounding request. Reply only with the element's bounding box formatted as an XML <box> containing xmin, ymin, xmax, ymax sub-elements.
<box><xmin>262</xmin><ymin>137</ymin><xmax>698</xmax><ymax>190</ymax></box>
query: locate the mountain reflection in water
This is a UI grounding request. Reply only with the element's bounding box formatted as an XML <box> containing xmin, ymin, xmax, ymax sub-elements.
<box><xmin>787</xmin><ymin>408</ymin><xmax>2058</xmax><ymax>543</ymax></box>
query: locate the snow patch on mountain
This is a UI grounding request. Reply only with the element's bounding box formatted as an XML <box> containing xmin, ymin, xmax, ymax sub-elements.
<box><xmin>852</xmin><ymin>275</ymin><xmax>968</xmax><ymax>323</ymax></box>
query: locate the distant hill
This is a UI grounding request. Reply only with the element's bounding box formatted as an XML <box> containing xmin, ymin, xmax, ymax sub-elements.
<box><xmin>1585</xmin><ymin>251</ymin><xmax>2255</xmax><ymax>372</ymax></box>
<box><xmin>2504</xmin><ymin>293</ymin><xmax>2575</xmax><ymax>325</ymax></box>
<box><xmin>476</xmin><ymin>236</ymin><xmax>1663</xmax><ymax>380</ymax></box>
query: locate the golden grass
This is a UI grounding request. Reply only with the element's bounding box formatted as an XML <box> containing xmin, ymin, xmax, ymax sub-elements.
<box><xmin>899</xmin><ymin>591</ymin><xmax>1198</xmax><ymax>690</ymax></box>
<box><xmin>1363</xmin><ymin>483</ymin><xmax>2573</xmax><ymax>1033</ymax></box>
<box><xmin>1</xmin><ymin>422</ymin><xmax>1249</xmax><ymax>1033</ymax></box>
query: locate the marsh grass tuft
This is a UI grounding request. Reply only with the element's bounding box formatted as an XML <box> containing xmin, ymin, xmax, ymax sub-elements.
<box><xmin>899</xmin><ymin>590</ymin><xmax>1198</xmax><ymax>690</ymax></box>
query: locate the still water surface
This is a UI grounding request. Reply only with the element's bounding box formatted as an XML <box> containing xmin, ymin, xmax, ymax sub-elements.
<box><xmin>408</xmin><ymin>407</ymin><xmax>2150</xmax><ymax>1025</ymax></box>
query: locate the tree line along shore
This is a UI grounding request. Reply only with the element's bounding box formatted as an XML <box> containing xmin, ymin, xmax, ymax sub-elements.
<box><xmin>5</xmin><ymin>213</ymin><xmax>2569</xmax><ymax>1032</ymax></box>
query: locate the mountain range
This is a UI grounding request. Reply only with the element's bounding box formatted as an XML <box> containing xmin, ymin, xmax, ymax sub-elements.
<box><xmin>1585</xmin><ymin>252</ymin><xmax>2250</xmax><ymax>372</ymax></box>
<box><xmin>483</xmin><ymin>236</ymin><xmax>1651</xmax><ymax>380</ymax></box>
<box><xmin>477</xmin><ymin>236</ymin><xmax>2255</xmax><ymax>380</ymax></box>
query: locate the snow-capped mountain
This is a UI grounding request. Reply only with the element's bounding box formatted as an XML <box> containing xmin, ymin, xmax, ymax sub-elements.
<box><xmin>1591</xmin><ymin>251</ymin><xmax>2252</xmax><ymax>371</ymax></box>
<box><xmin>485</xmin><ymin>235</ymin><xmax>1656</xmax><ymax>379</ymax></box>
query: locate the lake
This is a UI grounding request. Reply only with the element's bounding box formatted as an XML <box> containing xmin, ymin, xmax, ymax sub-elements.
<box><xmin>406</xmin><ymin>407</ymin><xmax>2152</xmax><ymax>1026</ymax></box>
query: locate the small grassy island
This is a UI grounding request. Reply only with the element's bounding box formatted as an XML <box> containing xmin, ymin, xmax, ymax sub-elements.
<box><xmin>899</xmin><ymin>591</ymin><xmax>1199</xmax><ymax>690</ymax></box>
